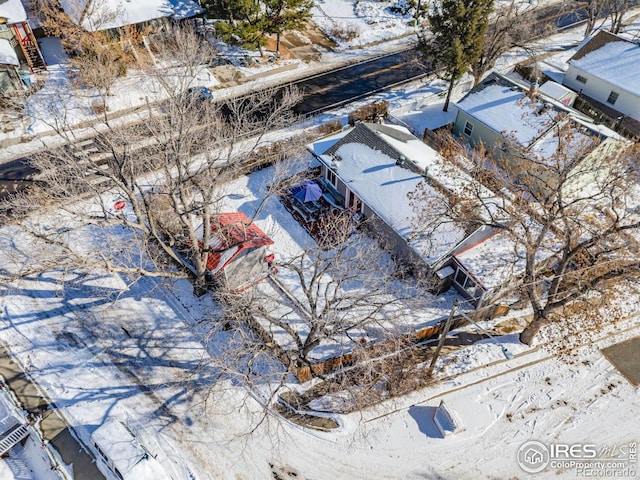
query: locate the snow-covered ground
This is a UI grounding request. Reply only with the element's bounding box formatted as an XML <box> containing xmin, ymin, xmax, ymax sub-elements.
<box><xmin>1</xmin><ymin>3</ymin><xmax>640</xmax><ymax>480</ymax></box>
<box><xmin>1</xmin><ymin>155</ymin><xmax>639</xmax><ymax>480</ymax></box>
<box><xmin>1</xmin><ymin>246</ymin><xmax>638</xmax><ymax>479</ymax></box>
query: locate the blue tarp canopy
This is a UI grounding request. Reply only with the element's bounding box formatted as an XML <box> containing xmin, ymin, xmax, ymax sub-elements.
<box><xmin>291</xmin><ymin>180</ymin><xmax>322</xmax><ymax>203</ymax></box>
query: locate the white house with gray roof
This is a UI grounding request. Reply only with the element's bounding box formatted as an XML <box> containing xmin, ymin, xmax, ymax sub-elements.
<box><xmin>307</xmin><ymin>123</ymin><xmax>508</xmax><ymax>302</ymax></box>
<box><xmin>563</xmin><ymin>30</ymin><xmax>640</xmax><ymax>124</ymax></box>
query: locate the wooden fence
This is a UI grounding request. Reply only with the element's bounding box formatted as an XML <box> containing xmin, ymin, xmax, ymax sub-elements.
<box><xmin>292</xmin><ymin>303</ymin><xmax>509</xmax><ymax>382</ymax></box>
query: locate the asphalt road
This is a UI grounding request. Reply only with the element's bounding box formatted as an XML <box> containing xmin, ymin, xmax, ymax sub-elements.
<box><xmin>292</xmin><ymin>49</ymin><xmax>428</xmax><ymax>114</ymax></box>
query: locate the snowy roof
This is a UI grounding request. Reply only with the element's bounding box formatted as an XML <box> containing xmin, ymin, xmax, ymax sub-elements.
<box><xmin>538</xmin><ymin>81</ymin><xmax>575</xmax><ymax>102</ymax></box>
<box><xmin>91</xmin><ymin>418</ymin><xmax>147</xmax><ymax>478</ymax></box>
<box><xmin>0</xmin><ymin>39</ymin><xmax>19</xmax><ymax>66</ymax></box>
<box><xmin>456</xmin><ymin>72</ymin><xmax>618</xmax><ymax>162</ymax></box>
<box><xmin>453</xmin><ymin>229</ymin><xmax>523</xmax><ymax>291</ymax></box>
<box><xmin>319</xmin><ymin>124</ymin><xmax>468</xmax><ymax>265</ymax></box>
<box><xmin>457</xmin><ymin>82</ymin><xmax>555</xmax><ymax>148</ymax></box>
<box><xmin>307</xmin><ymin>129</ymin><xmax>346</xmax><ymax>156</ymax></box>
<box><xmin>453</xmin><ymin>225</ymin><xmax>558</xmax><ymax>292</ymax></box>
<box><xmin>58</xmin><ymin>0</ymin><xmax>203</xmax><ymax>31</ymax></box>
<box><xmin>0</xmin><ymin>389</ymin><xmax>23</xmax><ymax>433</ymax></box>
<box><xmin>0</xmin><ymin>0</ymin><xmax>27</xmax><ymax>23</ymax></box>
<box><xmin>570</xmin><ymin>37</ymin><xmax>640</xmax><ymax>97</ymax></box>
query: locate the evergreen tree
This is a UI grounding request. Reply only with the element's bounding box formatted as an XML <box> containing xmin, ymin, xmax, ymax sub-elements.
<box><xmin>202</xmin><ymin>0</ymin><xmax>266</xmax><ymax>52</ymax></box>
<box><xmin>261</xmin><ymin>0</ymin><xmax>313</xmax><ymax>53</ymax></box>
<box><xmin>216</xmin><ymin>18</ymin><xmax>267</xmax><ymax>52</ymax></box>
<box><xmin>419</xmin><ymin>0</ymin><xmax>493</xmax><ymax>111</ymax></box>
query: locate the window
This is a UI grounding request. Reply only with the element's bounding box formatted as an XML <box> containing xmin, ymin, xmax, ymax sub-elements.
<box><xmin>454</xmin><ymin>268</ymin><xmax>467</xmax><ymax>287</ymax></box>
<box><xmin>463</xmin><ymin>276</ymin><xmax>477</xmax><ymax>296</ymax></box>
<box><xmin>347</xmin><ymin>191</ymin><xmax>363</xmax><ymax>214</ymax></box>
<box><xmin>326</xmin><ymin>168</ymin><xmax>337</xmax><ymax>187</ymax></box>
<box><xmin>576</xmin><ymin>75</ymin><xmax>587</xmax><ymax>84</ymax></box>
<box><xmin>94</xmin><ymin>444</ymin><xmax>108</xmax><ymax>463</ymax></box>
<box><xmin>453</xmin><ymin>266</ymin><xmax>478</xmax><ymax>297</ymax></box>
<box><xmin>607</xmin><ymin>91</ymin><xmax>619</xmax><ymax>105</ymax></box>
<box><xmin>463</xmin><ymin>121</ymin><xmax>474</xmax><ymax>136</ymax></box>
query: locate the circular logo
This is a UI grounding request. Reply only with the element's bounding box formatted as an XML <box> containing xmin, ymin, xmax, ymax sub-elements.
<box><xmin>517</xmin><ymin>440</ymin><xmax>550</xmax><ymax>474</ymax></box>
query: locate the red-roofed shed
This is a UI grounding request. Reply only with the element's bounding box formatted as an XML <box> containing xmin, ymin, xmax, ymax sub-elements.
<box><xmin>205</xmin><ymin>212</ymin><xmax>274</xmax><ymax>291</ymax></box>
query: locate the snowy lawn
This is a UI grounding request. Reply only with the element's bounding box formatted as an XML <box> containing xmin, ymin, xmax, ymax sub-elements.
<box><xmin>196</xmin><ymin>163</ymin><xmax>469</xmax><ymax>361</ymax></box>
<box><xmin>0</xmin><ymin>167</ymin><xmax>459</xmax><ymax>480</ymax></box>
<box><xmin>312</xmin><ymin>0</ymin><xmax>415</xmax><ymax>50</ymax></box>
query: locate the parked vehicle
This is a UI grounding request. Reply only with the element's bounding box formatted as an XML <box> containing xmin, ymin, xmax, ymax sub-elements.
<box><xmin>91</xmin><ymin>417</ymin><xmax>168</xmax><ymax>480</ymax></box>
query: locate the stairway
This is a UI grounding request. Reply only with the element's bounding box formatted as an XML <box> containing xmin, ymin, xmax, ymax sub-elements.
<box><xmin>22</xmin><ymin>40</ymin><xmax>46</xmax><ymax>72</ymax></box>
<box><xmin>0</xmin><ymin>423</ymin><xmax>30</xmax><ymax>456</ymax></box>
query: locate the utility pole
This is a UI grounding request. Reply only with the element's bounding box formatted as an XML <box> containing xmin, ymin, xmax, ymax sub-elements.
<box><xmin>427</xmin><ymin>300</ymin><xmax>458</xmax><ymax>378</ymax></box>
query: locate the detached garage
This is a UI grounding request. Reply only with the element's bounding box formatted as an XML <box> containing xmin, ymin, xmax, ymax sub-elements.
<box><xmin>204</xmin><ymin>212</ymin><xmax>275</xmax><ymax>292</ymax></box>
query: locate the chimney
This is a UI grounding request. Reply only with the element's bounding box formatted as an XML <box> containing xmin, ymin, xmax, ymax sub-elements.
<box><xmin>529</xmin><ymin>79</ymin><xmax>539</xmax><ymax>97</ymax></box>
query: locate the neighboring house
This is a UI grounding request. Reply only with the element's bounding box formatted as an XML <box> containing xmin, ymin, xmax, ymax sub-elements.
<box><xmin>0</xmin><ymin>0</ymin><xmax>46</xmax><ymax>76</ymax></box>
<box><xmin>307</xmin><ymin>122</ymin><xmax>505</xmax><ymax>300</ymax></box>
<box><xmin>562</xmin><ymin>30</ymin><xmax>640</xmax><ymax>135</ymax></box>
<box><xmin>0</xmin><ymin>38</ymin><xmax>22</xmax><ymax>92</ymax></box>
<box><xmin>201</xmin><ymin>212</ymin><xmax>275</xmax><ymax>292</ymax></box>
<box><xmin>453</xmin><ymin>71</ymin><xmax>624</xmax><ymax>195</ymax></box>
<box><xmin>58</xmin><ymin>0</ymin><xmax>203</xmax><ymax>33</ymax></box>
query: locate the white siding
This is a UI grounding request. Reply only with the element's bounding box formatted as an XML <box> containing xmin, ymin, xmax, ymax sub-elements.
<box><xmin>564</xmin><ymin>64</ymin><xmax>640</xmax><ymax>122</ymax></box>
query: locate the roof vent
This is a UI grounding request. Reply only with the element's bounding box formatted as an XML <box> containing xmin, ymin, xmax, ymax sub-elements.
<box><xmin>396</xmin><ymin>155</ymin><xmax>406</xmax><ymax>166</ymax></box>
<box><xmin>423</xmin><ymin>166</ymin><xmax>429</xmax><ymax>177</ymax></box>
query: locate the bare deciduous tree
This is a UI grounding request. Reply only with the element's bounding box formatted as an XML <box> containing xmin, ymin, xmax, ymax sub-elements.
<box><xmin>238</xmin><ymin>213</ymin><xmax>425</xmax><ymax>366</ymax></box>
<box><xmin>607</xmin><ymin>0</ymin><xmax>630</xmax><ymax>34</ymax></box>
<box><xmin>4</xmin><ymin>26</ymin><xmax>302</xmax><ymax>291</ymax></box>
<box><xmin>577</xmin><ymin>0</ymin><xmax>630</xmax><ymax>37</ymax></box>
<box><xmin>409</xmin><ymin>126</ymin><xmax>640</xmax><ymax>346</ymax></box>
<box><xmin>471</xmin><ymin>2</ymin><xmax>535</xmax><ymax>86</ymax></box>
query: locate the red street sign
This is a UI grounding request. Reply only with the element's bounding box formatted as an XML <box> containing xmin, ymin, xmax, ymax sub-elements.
<box><xmin>113</xmin><ymin>200</ymin><xmax>126</xmax><ymax>211</ymax></box>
